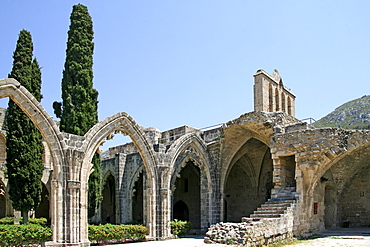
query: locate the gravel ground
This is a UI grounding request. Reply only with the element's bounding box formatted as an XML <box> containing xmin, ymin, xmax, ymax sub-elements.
<box><xmin>103</xmin><ymin>228</ymin><xmax>370</xmax><ymax>247</ymax></box>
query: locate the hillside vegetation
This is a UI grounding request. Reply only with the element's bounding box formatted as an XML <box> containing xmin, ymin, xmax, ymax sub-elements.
<box><xmin>313</xmin><ymin>95</ymin><xmax>370</xmax><ymax>130</ymax></box>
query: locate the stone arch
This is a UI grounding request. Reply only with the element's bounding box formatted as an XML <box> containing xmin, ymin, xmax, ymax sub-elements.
<box><xmin>0</xmin><ymin>78</ymin><xmax>71</xmax><ymax>244</ymax></box>
<box><xmin>102</xmin><ymin>170</ymin><xmax>115</xmax><ymax>184</ymax></box>
<box><xmin>275</xmin><ymin>88</ymin><xmax>280</xmax><ymax>111</ymax></box>
<box><xmin>222</xmin><ymin>137</ymin><xmax>273</xmax><ymax>222</ymax></box>
<box><xmin>173</xmin><ymin>200</ymin><xmax>189</xmax><ymax>222</ymax></box>
<box><xmin>167</xmin><ymin>133</ymin><xmax>214</xmax><ymax>232</ymax></box>
<box><xmin>306</xmin><ymin>142</ymin><xmax>370</xmax><ymax>230</ymax></box>
<box><xmin>308</xmin><ymin>143</ymin><xmax>370</xmax><ymax>198</ymax></box>
<box><xmin>281</xmin><ymin>92</ymin><xmax>286</xmax><ymax>113</ymax></box>
<box><xmin>220</xmin><ymin>126</ymin><xmax>271</xmax><ymax>191</ymax></box>
<box><xmin>82</xmin><ymin>112</ymin><xmax>158</xmax><ymax>237</ymax></box>
<box><xmin>83</xmin><ymin>112</ymin><xmax>157</xmax><ymax>183</ymax></box>
<box><xmin>167</xmin><ymin>133</ymin><xmax>213</xmax><ymax>193</ymax></box>
<box><xmin>268</xmin><ymin>84</ymin><xmax>273</xmax><ymax>112</ymax></box>
<box><xmin>0</xmin><ymin>79</ymin><xmax>65</xmax><ymax>174</ymax></box>
<box><xmin>287</xmin><ymin>97</ymin><xmax>292</xmax><ymax>115</ymax></box>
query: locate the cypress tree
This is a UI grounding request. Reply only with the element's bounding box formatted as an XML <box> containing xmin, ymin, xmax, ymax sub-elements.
<box><xmin>53</xmin><ymin>4</ymin><xmax>102</xmax><ymax>218</ymax></box>
<box><xmin>6</xmin><ymin>30</ymin><xmax>44</xmax><ymax>223</ymax></box>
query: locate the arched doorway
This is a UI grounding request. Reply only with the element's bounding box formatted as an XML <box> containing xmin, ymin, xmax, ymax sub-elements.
<box><xmin>101</xmin><ymin>174</ymin><xmax>116</xmax><ymax>223</ymax></box>
<box><xmin>173</xmin><ymin>200</ymin><xmax>189</xmax><ymax>221</ymax></box>
<box><xmin>339</xmin><ymin>165</ymin><xmax>370</xmax><ymax>227</ymax></box>
<box><xmin>132</xmin><ymin>171</ymin><xmax>143</xmax><ymax>224</ymax></box>
<box><xmin>318</xmin><ymin>145</ymin><xmax>370</xmax><ymax>229</ymax></box>
<box><xmin>224</xmin><ymin>138</ymin><xmax>273</xmax><ymax>222</ymax></box>
<box><xmin>172</xmin><ymin>160</ymin><xmax>200</xmax><ymax>230</ymax></box>
<box><xmin>35</xmin><ymin>183</ymin><xmax>49</xmax><ymax>219</ymax></box>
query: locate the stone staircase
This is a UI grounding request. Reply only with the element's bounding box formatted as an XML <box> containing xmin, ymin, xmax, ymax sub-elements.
<box><xmin>206</xmin><ymin>187</ymin><xmax>298</xmax><ymax>245</ymax></box>
<box><xmin>248</xmin><ymin>187</ymin><xmax>297</xmax><ymax>220</ymax></box>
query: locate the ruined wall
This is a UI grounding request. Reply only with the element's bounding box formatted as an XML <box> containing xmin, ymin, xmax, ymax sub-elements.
<box><xmin>271</xmin><ymin>128</ymin><xmax>370</xmax><ymax>233</ymax></box>
<box><xmin>340</xmin><ymin>166</ymin><xmax>370</xmax><ymax>227</ymax></box>
<box><xmin>205</xmin><ymin>203</ymin><xmax>296</xmax><ymax>246</ymax></box>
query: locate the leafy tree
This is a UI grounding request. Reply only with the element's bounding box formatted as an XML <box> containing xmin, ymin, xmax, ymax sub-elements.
<box><xmin>53</xmin><ymin>4</ymin><xmax>102</xmax><ymax>218</ymax></box>
<box><xmin>5</xmin><ymin>30</ymin><xmax>44</xmax><ymax>223</ymax></box>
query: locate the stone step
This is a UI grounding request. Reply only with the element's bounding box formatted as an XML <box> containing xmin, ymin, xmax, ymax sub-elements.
<box><xmin>258</xmin><ymin>205</ymin><xmax>287</xmax><ymax>210</ymax></box>
<box><xmin>266</xmin><ymin>198</ymin><xmax>295</xmax><ymax>203</ymax></box>
<box><xmin>255</xmin><ymin>208</ymin><xmax>286</xmax><ymax>214</ymax></box>
<box><xmin>248</xmin><ymin>187</ymin><xmax>297</xmax><ymax>220</ymax></box>
<box><xmin>256</xmin><ymin>207</ymin><xmax>288</xmax><ymax>212</ymax></box>
<box><xmin>261</xmin><ymin>200</ymin><xmax>295</xmax><ymax>207</ymax></box>
<box><xmin>272</xmin><ymin>194</ymin><xmax>295</xmax><ymax>198</ymax></box>
<box><xmin>249</xmin><ymin>213</ymin><xmax>281</xmax><ymax>218</ymax></box>
<box><xmin>270</xmin><ymin>195</ymin><xmax>296</xmax><ymax>199</ymax></box>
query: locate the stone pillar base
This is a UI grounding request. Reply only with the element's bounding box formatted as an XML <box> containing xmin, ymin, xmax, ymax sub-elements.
<box><xmin>42</xmin><ymin>241</ymin><xmax>90</xmax><ymax>247</ymax></box>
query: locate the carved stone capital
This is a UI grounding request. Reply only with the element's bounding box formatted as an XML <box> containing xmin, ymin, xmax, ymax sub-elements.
<box><xmin>68</xmin><ymin>180</ymin><xmax>81</xmax><ymax>189</ymax></box>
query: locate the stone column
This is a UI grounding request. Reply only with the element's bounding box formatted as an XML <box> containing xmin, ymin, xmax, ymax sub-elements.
<box><xmin>44</xmin><ymin>149</ymin><xmax>89</xmax><ymax>246</ymax></box>
<box><xmin>152</xmin><ymin>145</ymin><xmax>170</xmax><ymax>239</ymax></box>
<box><xmin>115</xmin><ymin>153</ymin><xmax>126</xmax><ymax>224</ymax></box>
<box><xmin>159</xmin><ymin>187</ymin><xmax>171</xmax><ymax>239</ymax></box>
<box><xmin>200</xmin><ymin>168</ymin><xmax>210</xmax><ymax>233</ymax></box>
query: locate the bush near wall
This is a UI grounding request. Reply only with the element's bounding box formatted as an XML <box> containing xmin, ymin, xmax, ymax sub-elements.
<box><xmin>0</xmin><ymin>218</ymin><xmax>147</xmax><ymax>246</ymax></box>
<box><xmin>170</xmin><ymin>219</ymin><xmax>192</xmax><ymax>237</ymax></box>
<box><xmin>0</xmin><ymin>224</ymin><xmax>52</xmax><ymax>246</ymax></box>
<box><xmin>0</xmin><ymin>217</ymin><xmax>49</xmax><ymax>227</ymax></box>
<box><xmin>88</xmin><ymin>224</ymin><xmax>147</xmax><ymax>244</ymax></box>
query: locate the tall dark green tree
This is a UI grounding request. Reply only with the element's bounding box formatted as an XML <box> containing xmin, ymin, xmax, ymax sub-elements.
<box><xmin>53</xmin><ymin>4</ymin><xmax>102</xmax><ymax>218</ymax></box>
<box><xmin>6</xmin><ymin>30</ymin><xmax>44</xmax><ymax>223</ymax></box>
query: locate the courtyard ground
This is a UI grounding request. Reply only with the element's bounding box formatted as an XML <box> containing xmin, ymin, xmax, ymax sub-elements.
<box><xmin>284</xmin><ymin>228</ymin><xmax>370</xmax><ymax>247</ymax></box>
<box><xmin>103</xmin><ymin>228</ymin><xmax>370</xmax><ymax>247</ymax></box>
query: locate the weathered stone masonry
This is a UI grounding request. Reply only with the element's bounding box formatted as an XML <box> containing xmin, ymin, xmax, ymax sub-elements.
<box><xmin>0</xmin><ymin>69</ymin><xmax>369</xmax><ymax>246</ymax></box>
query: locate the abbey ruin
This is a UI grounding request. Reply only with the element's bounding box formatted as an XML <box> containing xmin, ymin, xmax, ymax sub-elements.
<box><xmin>0</xmin><ymin>69</ymin><xmax>369</xmax><ymax>246</ymax></box>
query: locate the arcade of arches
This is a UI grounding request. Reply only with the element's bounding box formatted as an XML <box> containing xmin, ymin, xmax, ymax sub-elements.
<box><xmin>0</xmin><ymin>70</ymin><xmax>370</xmax><ymax>246</ymax></box>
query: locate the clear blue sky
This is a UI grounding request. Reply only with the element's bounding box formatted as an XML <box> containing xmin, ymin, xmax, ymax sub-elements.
<box><xmin>1</xmin><ymin>1</ymin><xmax>369</xmax><ymax>148</ymax></box>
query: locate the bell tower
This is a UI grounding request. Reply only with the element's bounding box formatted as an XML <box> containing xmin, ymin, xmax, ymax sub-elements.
<box><xmin>253</xmin><ymin>69</ymin><xmax>296</xmax><ymax>117</ymax></box>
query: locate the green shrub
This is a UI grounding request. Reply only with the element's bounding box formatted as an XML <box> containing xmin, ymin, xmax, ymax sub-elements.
<box><xmin>28</xmin><ymin>217</ymin><xmax>49</xmax><ymax>227</ymax></box>
<box><xmin>0</xmin><ymin>217</ymin><xmax>14</xmax><ymax>225</ymax></box>
<box><xmin>0</xmin><ymin>217</ymin><xmax>49</xmax><ymax>226</ymax></box>
<box><xmin>88</xmin><ymin>224</ymin><xmax>147</xmax><ymax>244</ymax></box>
<box><xmin>0</xmin><ymin>224</ymin><xmax>52</xmax><ymax>246</ymax></box>
<box><xmin>170</xmin><ymin>219</ymin><xmax>192</xmax><ymax>236</ymax></box>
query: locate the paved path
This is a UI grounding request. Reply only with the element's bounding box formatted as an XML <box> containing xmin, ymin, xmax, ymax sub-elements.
<box><xmin>102</xmin><ymin>228</ymin><xmax>370</xmax><ymax>247</ymax></box>
<box><xmin>101</xmin><ymin>235</ymin><xmax>227</xmax><ymax>247</ymax></box>
<box><xmin>285</xmin><ymin>228</ymin><xmax>370</xmax><ymax>247</ymax></box>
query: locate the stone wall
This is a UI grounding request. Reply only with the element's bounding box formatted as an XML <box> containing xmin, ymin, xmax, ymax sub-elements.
<box><xmin>205</xmin><ymin>202</ymin><xmax>295</xmax><ymax>246</ymax></box>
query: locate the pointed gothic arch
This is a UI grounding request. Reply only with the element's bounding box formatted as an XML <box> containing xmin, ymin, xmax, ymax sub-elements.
<box><xmin>222</xmin><ymin>137</ymin><xmax>273</xmax><ymax>222</ymax></box>
<box><xmin>82</xmin><ymin>112</ymin><xmax>158</xmax><ymax>237</ymax></box>
<box><xmin>167</xmin><ymin>133</ymin><xmax>214</xmax><ymax>232</ymax></box>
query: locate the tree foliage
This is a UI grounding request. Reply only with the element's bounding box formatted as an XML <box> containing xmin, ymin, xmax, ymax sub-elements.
<box><xmin>5</xmin><ymin>30</ymin><xmax>44</xmax><ymax>223</ymax></box>
<box><xmin>53</xmin><ymin>4</ymin><xmax>102</xmax><ymax>218</ymax></box>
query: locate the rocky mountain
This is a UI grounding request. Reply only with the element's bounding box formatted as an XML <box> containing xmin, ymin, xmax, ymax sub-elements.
<box><xmin>313</xmin><ymin>95</ymin><xmax>370</xmax><ymax>130</ymax></box>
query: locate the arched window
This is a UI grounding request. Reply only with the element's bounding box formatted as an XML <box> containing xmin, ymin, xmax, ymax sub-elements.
<box><xmin>275</xmin><ymin>88</ymin><xmax>280</xmax><ymax>111</ymax></box>
<box><xmin>288</xmin><ymin>97</ymin><xmax>292</xmax><ymax>115</ymax></box>
<box><xmin>268</xmin><ymin>84</ymin><xmax>273</xmax><ymax>112</ymax></box>
<box><xmin>281</xmin><ymin>92</ymin><xmax>286</xmax><ymax>113</ymax></box>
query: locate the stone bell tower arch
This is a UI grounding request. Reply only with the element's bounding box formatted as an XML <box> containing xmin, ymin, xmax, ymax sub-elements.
<box><xmin>254</xmin><ymin>69</ymin><xmax>296</xmax><ymax>117</ymax></box>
